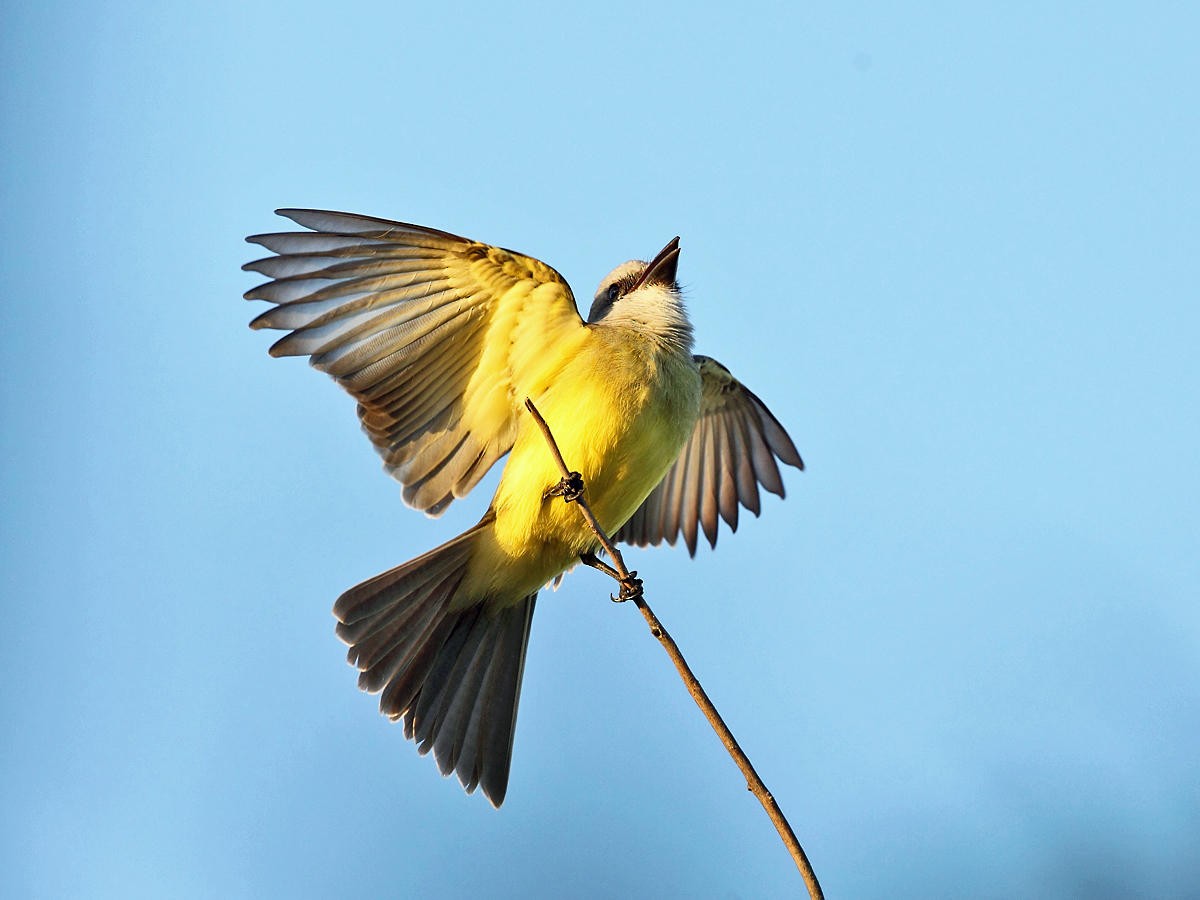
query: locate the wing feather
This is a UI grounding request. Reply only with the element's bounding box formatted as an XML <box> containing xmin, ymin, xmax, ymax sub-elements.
<box><xmin>660</xmin><ymin>426</ymin><xmax>688</xmax><ymax>547</ymax></box>
<box><xmin>715</xmin><ymin>410</ymin><xmax>741</xmax><ymax>530</ymax></box>
<box><xmin>699</xmin><ymin>416</ymin><xmax>721</xmax><ymax>549</ymax></box>
<box><xmin>615</xmin><ymin>355</ymin><xmax>803</xmax><ymax>556</ymax></box>
<box><xmin>728</xmin><ymin>408</ymin><xmax>763</xmax><ymax>515</ymax></box>
<box><xmin>680</xmin><ymin>425</ymin><xmax>705</xmax><ymax>555</ymax></box>
<box><xmin>247</xmin><ymin>232</ymin><xmax>397</xmax><ymax>256</ymax></box>
<box><xmin>245</xmin><ymin>208</ymin><xmax>584</xmax><ymax>515</ymax></box>
<box><xmin>748</xmin><ymin>422</ymin><xmax>785</xmax><ymax>497</ymax></box>
<box><xmin>369</xmin><ymin>350</ymin><xmax>478</xmax><ymax>446</ymax></box>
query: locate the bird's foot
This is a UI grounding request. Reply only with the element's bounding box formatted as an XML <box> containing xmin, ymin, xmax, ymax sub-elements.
<box><xmin>545</xmin><ymin>471</ymin><xmax>585</xmax><ymax>503</ymax></box>
<box><xmin>611</xmin><ymin>573</ymin><xmax>643</xmax><ymax>603</ymax></box>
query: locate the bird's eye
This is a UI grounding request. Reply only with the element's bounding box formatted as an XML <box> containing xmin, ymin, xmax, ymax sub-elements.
<box><xmin>606</xmin><ymin>284</ymin><xmax>620</xmax><ymax>302</ymax></box>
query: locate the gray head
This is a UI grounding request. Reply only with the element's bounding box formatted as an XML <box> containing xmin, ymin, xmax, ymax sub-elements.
<box><xmin>587</xmin><ymin>237</ymin><xmax>693</xmax><ymax>352</ymax></box>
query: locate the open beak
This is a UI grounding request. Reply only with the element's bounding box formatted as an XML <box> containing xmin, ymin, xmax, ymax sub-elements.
<box><xmin>633</xmin><ymin>236</ymin><xmax>681</xmax><ymax>290</ymax></box>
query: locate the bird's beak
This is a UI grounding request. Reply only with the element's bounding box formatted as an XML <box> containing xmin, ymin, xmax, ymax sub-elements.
<box><xmin>634</xmin><ymin>237</ymin><xmax>681</xmax><ymax>290</ymax></box>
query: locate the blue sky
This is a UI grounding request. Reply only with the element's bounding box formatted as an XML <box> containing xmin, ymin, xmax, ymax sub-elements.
<box><xmin>3</xmin><ymin>2</ymin><xmax>1197</xmax><ymax>897</ymax></box>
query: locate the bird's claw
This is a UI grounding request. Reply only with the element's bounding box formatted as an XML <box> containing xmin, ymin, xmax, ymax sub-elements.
<box><xmin>545</xmin><ymin>471</ymin><xmax>585</xmax><ymax>503</ymax></box>
<box><xmin>611</xmin><ymin>573</ymin><xmax>643</xmax><ymax>603</ymax></box>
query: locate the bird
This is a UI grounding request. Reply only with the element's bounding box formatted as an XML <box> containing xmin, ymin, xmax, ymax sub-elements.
<box><xmin>244</xmin><ymin>209</ymin><xmax>803</xmax><ymax>807</ymax></box>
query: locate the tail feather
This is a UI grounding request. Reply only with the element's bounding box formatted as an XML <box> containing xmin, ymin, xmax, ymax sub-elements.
<box><xmin>332</xmin><ymin>516</ymin><xmax>536</xmax><ymax>807</ymax></box>
<box><xmin>334</xmin><ymin>524</ymin><xmax>481</xmax><ymax>630</ymax></box>
<box><xmin>410</xmin><ymin>604</ymin><xmax>490</xmax><ymax>741</ymax></box>
<box><xmin>376</xmin><ymin>616</ymin><xmax>456</xmax><ymax>722</ymax></box>
<box><xmin>407</xmin><ymin>595</ymin><xmax>535</xmax><ymax>805</ymax></box>
<box><xmin>468</xmin><ymin>598</ymin><xmax>536</xmax><ymax>800</ymax></box>
<box><xmin>352</xmin><ymin>567</ymin><xmax>465</xmax><ymax>686</ymax></box>
<box><xmin>355</xmin><ymin>585</ymin><xmax>453</xmax><ymax>696</ymax></box>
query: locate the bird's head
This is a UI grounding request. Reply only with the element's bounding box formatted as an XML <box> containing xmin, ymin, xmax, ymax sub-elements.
<box><xmin>587</xmin><ymin>237</ymin><xmax>693</xmax><ymax>353</ymax></box>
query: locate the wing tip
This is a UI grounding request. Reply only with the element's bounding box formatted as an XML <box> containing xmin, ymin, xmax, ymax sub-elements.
<box><xmin>266</xmin><ymin>334</ymin><xmax>299</xmax><ymax>357</ymax></box>
<box><xmin>274</xmin><ymin>207</ymin><xmax>310</xmax><ymax>222</ymax></box>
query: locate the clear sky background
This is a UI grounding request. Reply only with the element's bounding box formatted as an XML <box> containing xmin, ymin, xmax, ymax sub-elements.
<box><xmin>3</xmin><ymin>3</ymin><xmax>1197</xmax><ymax>898</ymax></box>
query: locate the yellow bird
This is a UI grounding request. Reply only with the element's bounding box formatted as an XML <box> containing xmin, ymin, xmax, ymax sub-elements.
<box><xmin>245</xmin><ymin>209</ymin><xmax>803</xmax><ymax>806</ymax></box>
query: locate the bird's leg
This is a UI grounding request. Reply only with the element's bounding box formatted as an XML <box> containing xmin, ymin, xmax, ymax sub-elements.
<box><xmin>545</xmin><ymin>471</ymin><xmax>585</xmax><ymax>503</ymax></box>
<box><xmin>579</xmin><ymin>550</ymin><xmax>621</xmax><ymax>580</ymax></box>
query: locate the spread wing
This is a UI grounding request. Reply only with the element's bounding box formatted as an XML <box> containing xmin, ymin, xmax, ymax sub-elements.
<box><xmin>616</xmin><ymin>356</ymin><xmax>804</xmax><ymax>555</ymax></box>
<box><xmin>245</xmin><ymin>209</ymin><xmax>585</xmax><ymax>516</ymax></box>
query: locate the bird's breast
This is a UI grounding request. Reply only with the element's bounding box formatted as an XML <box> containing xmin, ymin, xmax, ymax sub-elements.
<box><xmin>462</xmin><ymin>331</ymin><xmax>700</xmax><ymax>604</ymax></box>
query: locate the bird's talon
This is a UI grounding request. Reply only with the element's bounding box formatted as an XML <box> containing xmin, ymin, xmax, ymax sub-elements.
<box><xmin>545</xmin><ymin>471</ymin><xmax>585</xmax><ymax>503</ymax></box>
<box><xmin>614</xmin><ymin>574</ymin><xmax>643</xmax><ymax>602</ymax></box>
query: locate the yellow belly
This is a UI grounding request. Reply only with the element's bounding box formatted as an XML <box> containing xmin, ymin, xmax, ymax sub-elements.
<box><xmin>459</xmin><ymin>329</ymin><xmax>700</xmax><ymax>606</ymax></box>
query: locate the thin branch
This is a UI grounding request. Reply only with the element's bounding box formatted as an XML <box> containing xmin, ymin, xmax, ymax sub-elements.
<box><xmin>524</xmin><ymin>398</ymin><xmax>823</xmax><ymax>900</ymax></box>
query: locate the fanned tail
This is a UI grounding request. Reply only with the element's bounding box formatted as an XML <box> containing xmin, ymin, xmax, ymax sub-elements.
<box><xmin>333</xmin><ymin>517</ymin><xmax>536</xmax><ymax>807</ymax></box>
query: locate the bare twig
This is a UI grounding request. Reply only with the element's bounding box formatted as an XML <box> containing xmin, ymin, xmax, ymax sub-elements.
<box><xmin>524</xmin><ymin>398</ymin><xmax>823</xmax><ymax>900</ymax></box>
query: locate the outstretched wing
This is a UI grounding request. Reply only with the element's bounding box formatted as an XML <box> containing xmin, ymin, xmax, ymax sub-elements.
<box><xmin>615</xmin><ymin>356</ymin><xmax>803</xmax><ymax>555</ymax></box>
<box><xmin>245</xmin><ymin>209</ymin><xmax>585</xmax><ymax>516</ymax></box>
